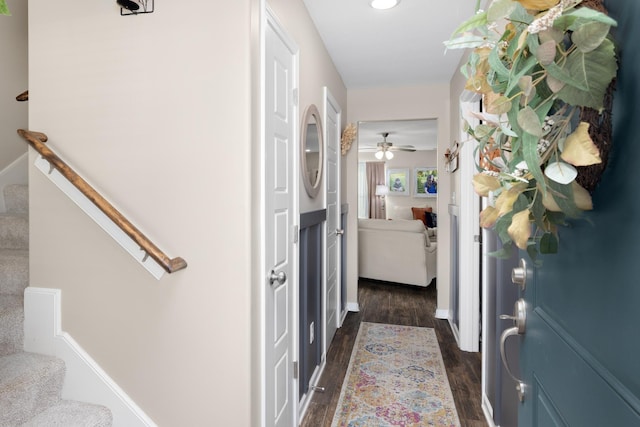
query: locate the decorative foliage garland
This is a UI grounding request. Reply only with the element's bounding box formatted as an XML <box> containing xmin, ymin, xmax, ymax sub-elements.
<box><xmin>445</xmin><ymin>0</ymin><xmax>618</xmax><ymax>259</ymax></box>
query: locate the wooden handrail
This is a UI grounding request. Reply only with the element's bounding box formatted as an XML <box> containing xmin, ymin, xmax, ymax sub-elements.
<box><xmin>17</xmin><ymin>129</ymin><xmax>187</xmax><ymax>274</ymax></box>
<box><xmin>16</xmin><ymin>90</ymin><xmax>29</xmax><ymax>102</ymax></box>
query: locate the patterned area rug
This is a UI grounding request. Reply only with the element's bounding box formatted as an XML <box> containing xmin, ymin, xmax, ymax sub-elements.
<box><xmin>331</xmin><ymin>322</ymin><xmax>461</xmax><ymax>427</ymax></box>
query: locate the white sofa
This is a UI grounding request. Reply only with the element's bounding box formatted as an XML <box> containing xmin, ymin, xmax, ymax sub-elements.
<box><xmin>358</xmin><ymin>218</ymin><xmax>437</xmax><ymax>287</ymax></box>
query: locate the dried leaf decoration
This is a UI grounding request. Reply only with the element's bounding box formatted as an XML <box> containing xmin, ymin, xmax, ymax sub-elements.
<box><xmin>508</xmin><ymin>209</ymin><xmax>532</xmax><ymax>249</ymax></box>
<box><xmin>495</xmin><ymin>184</ymin><xmax>528</xmax><ymax>216</ymax></box>
<box><xmin>542</xmin><ymin>181</ymin><xmax>593</xmax><ymax>211</ymax></box>
<box><xmin>446</xmin><ymin>0</ymin><xmax>617</xmax><ymax>259</ymax></box>
<box><xmin>516</xmin><ymin>0</ymin><xmax>559</xmax><ymax>10</ymax></box>
<box><xmin>561</xmin><ymin>122</ymin><xmax>602</xmax><ymax>166</ymax></box>
<box><xmin>480</xmin><ymin>206</ymin><xmax>500</xmax><ymax>228</ymax></box>
<box><xmin>473</xmin><ymin>174</ymin><xmax>501</xmax><ymax>197</ymax></box>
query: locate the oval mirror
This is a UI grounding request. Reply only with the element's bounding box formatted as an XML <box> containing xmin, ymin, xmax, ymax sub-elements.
<box><xmin>301</xmin><ymin>104</ymin><xmax>323</xmax><ymax>198</ymax></box>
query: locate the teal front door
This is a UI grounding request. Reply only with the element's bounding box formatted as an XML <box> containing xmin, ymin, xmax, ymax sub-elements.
<box><xmin>513</xmin><ymin>1</ymin><xmax>640</xmax><ymax>425</ymax></box>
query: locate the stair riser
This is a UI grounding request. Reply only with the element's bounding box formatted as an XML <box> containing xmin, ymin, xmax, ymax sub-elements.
<box><xmin>0</xmin><ymin>307</ymin><xmax>23</xmax><ymax>357</ymax></box>
<box><xmin>0</xmin><ymin>216</ymin><xmax>28</xmax><ymax>250</ymax></box>
<box><xmin>3</xmin><ymin>184</ymin><xmax>29</xmax><ymax>215</ymax></box>
<box><xmin>0</xmin><ymin>251</ymin><xmax>28</xmax><ymax>295</ymax></box>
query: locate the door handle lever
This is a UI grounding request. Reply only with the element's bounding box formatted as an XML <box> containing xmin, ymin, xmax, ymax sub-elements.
<box><xmin>499</xmin><ymin>298</ymin><xmax>527</xmax><ymax>402</ymax></box>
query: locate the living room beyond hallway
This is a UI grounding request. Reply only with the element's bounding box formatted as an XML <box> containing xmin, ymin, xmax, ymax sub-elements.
<box><xmin>300</xmin><ymin>279</ymin><xmax>487</xmax><ymax>427</ymax></box>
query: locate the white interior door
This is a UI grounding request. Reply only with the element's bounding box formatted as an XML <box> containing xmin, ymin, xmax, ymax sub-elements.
<box><xmin>323</xmin><ymin>87</ymin><xmax>341</xmax><ymax>354</ymax></box>
<box><xmin>457</xmin><ymin>94</ymin><xmax>481</xmax><ymax>352</ymax></box>
<box><xmin>264</xmin><ymin>11</ymin><xmax>298</xmax><ymax>427</ymax></box>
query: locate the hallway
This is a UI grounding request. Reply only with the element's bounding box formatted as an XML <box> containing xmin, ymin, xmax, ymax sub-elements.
<box><xmin>300</xmin><ymin>279</ymin><xmax>487</xmax><ymax>427</ymax></box>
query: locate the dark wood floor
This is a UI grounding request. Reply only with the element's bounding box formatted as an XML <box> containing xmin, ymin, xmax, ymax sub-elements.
<box><xmin>299</xmin><ymin>279</ymin><xmax>488</xmax><ymax>427</ymax></box>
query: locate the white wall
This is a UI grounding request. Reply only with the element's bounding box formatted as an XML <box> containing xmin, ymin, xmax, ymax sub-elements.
<box><xmin>0</xmin><ymin>0</ymin><xmax>28</xmax><ymax>172</ymax></box>
<box><xmin>346</xmin><ymin>84</ymin><xmax>452</xmax><ymax>314</ymax></box>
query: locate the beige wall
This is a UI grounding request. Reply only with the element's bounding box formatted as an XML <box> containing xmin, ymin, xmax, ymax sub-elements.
<box><xmin>28</xmin><ymin>0</ymin><xmax>347</xmax><ymax>425</ymax></box>
<box><xmin>28</xmin><ymin>1</ymin><xmax>254</xmax><ymax>425</ymax></box>
<box><xmin>359</xmin><ymin>150</ymin><xmax>438</xmax><ymax>219</ymax></box>
<box><xmin>346</xmin><ymin>84</ymin><xmax>452</xmax><ymax>314</ymax></box>
<box><xmin>0</xmin><ymin>0</ymin><xmax>28</xmax><ymax>172</ymax></box>
<box><xmin>268</xmin><ymin>0</ymin><xmax>347</xmax><ymax>214</ymax></box>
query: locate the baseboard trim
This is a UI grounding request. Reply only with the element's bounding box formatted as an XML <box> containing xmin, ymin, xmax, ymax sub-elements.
<box><xmin>481</xmin><ymin>393</ymin><xmax>498</xmax><ymax>427</ymax></box>
<box><xmin>435</xmin><ymin>309</ymin><xmax>449</xmax><ymax>320</ymax></box>
<box><xmin>346</xmin><ymin>302</ymin><xmax>360</xmax><ymax>312</ymax></box>
<box><xmin>24</xmin><ymin>287</ymin><xmax>157</xmax><ymax>427</ymax></box>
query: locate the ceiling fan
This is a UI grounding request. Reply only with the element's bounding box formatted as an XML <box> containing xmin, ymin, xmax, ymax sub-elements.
<box><xmin>360</xmin><ymin>132</ymin><xmax>416</xmax><ymax>160</ymax></box>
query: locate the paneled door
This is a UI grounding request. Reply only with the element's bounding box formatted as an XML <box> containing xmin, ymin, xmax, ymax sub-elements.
<box><xmin>264</xmin><ymin>10</ymin><xmax>298</xmax><ymax>427</ymax></box>
<box><xmin>510</xmin><ymin>1</ymin><xmax>640</xmax><ymax>424</ymax></box>
<box><xmin>323</xmin><ymin>87</ymin><xmax>341</xmax><ymax>352</ymax></box>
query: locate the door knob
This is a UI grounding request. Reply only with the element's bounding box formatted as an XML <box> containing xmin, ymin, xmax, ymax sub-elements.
<box><xmin>269</xmin><ymin>270</ymin><xmax>287</xmax><ymax>286</ymax></box>
<box><xmin>499</xmin><ymin>298</ymin><xmax>527</xmax><ymax>402</ymax></box>
<box><xmin>511</xmin><ymin>258</ymin><xmax>529</xmax><ymax>290</ymax></box>
<box><xmin>335</xmin><ymin>229</ymin><xmax>344</xmax><ymax>235</ymax></box>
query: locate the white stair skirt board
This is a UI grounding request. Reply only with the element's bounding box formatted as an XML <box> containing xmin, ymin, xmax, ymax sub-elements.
<box><xmin>0</xmin><ymin>152</ymin><xmax>28</xmax><ymax>212</ymax></box>
<box><xmin>24</xmin><ymin>287</ymin><xmax>157</xmax><ymax>427</ymax></box>
<box><xmin>34</xmin><ymin>156</ymin><xmax>166</xmax><ymax>279</ymax></box>
<box><xmin>346</xmin><ymin>302</ymin><xmax>360</xmax><ymax>312</ymax></box>
<box><xmin>435</xmin><ymin>309</ymin><xmax>449</xmax><ymax>320</ymax></box>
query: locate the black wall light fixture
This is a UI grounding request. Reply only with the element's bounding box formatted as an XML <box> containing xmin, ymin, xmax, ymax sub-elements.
<box><xmin>117</xmin><ymin>0</ymin><xmax>154</xmax><ymax>16</ymax></box>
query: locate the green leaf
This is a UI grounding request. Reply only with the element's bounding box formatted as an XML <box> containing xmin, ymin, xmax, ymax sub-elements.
<box><xmin>444</xmin><ymin>34</ymin><xmax>488</xmax><ymax>50</ymax></box>
<box><xmin>522</xmin><ymin>132</ymin><xmax>546</xmax><ymax>194</ymax></box>
<box><xmin>0</xmin><ymin>0</ymin><xmax>10</xmax><ymax>15</ymax></box>
<box><xmin>488</xmin><ymin>241</ymin><xmax>514</xmax><ymax>259</ymax></box>
<box><xmin>451</xmin><ymin>10</ymin><xmax>488</xmax><ymax>37</ymax></box>
<box><xmin>545</xmin><ymin>62</ymin><xmax>588</xmax><ymax>91</ymax></box>
<box><xmin>531</xmin><ymin>190</ymin><xmax>546</xmax><ymax>229</ymax></box>
<box><xmin>554</xmin><ymin>7</ymin><xmax>618</xmax><ymax>31</ymax></box>
<box><xmin>517</xmin><ymin>106</ymin><xmax>543</xmax><ymax>137</ymax></box>
<box><xmin>539</xmin><ymin>232</ymin><xmax>558</xmax><ymax>254</ymax></box>
<box><xmin>547</xmin><ymin>180</ymin><xmax>582</xmax><ymax>218</ymax></box>
<box><xmin>572</xmin><ymin>21</ymin><xmax>611</xmax><ymax>53</ymax></box>
<box><xmin>557</xmin><ymin>37</ymin><xmax>618</xmax><ymax>110</ymax></box>
<box><xmin>506</xmin><ymin>55</ymin><xmax>537</xmax><ymax>95</ymax></box>
<box><xmin>489</xmin><ymin>47</ymin><xmax>511</xmax><ymax>80</ymax></box>
<box><xmin>535</xmin><ymin>40</ymin><xmax>557</xmax><ymax>65</ymax></box>
<box><xmin>488</xmin><ymin>0</ymin><xmax>517</xmax><ymax>23</ymax></box>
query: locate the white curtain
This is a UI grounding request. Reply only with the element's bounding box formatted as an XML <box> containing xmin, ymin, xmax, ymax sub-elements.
<box><xmin>358</xmin><ymin>162</ymin><xmax>368</xmax><ymax>218</ymax></box>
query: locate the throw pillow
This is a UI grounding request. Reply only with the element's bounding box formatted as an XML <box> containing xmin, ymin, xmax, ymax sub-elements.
<box><xmin>425</xmin><ymin>212</ymin><xmax>435</xmax><ymax>228</ymax></box>
<box><xmin>411</xmin><ymin>207</ymin><xmax>432</xmax><ymax>227</ymax></box>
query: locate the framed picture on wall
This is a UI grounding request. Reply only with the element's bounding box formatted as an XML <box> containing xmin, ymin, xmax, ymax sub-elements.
<box><xmin>414</xmin><ymin>167</ymin><xmax>437</xmax><ymax>197</ymax></box>
<box><xmin>386</xmin><ymin>168</ymin><xmax>409</xmax><ymax>196</ymax></box>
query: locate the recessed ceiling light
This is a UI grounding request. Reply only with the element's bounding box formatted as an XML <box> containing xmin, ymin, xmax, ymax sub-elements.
<box><xmin>370</xmin><ymin>0</ymin><xmax>400</xmax><ymax>10</ymax></box>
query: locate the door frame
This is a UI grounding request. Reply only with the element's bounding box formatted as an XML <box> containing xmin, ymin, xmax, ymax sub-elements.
<box><xmin>256</xmin><ymin>6</ymin><xmax>300</xmax><ymax>427</ymax></box>
<box><xmin>455</xmin><ymin>93</ymin><xmax>481</xmax><ymax>352</ymax></box>
<box><xmin>322</xmin><ymin>86</ymin><xmax>342</xmax><ymax>359</ymax></box>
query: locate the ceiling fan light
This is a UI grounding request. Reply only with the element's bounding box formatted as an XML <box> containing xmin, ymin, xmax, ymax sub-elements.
<box><xmin>385</xmin><ymin>150</ymin><xmax>394</xmax><ymax>160</ymax></box>
<box><xmin>375</xmin><ymin>150</ymin><xmax>384</xmax><ymax>159</ymax></box>
<box><xmin>370</xmin><ymin>0</ymin><xmax>399</xmax><ymax>10</ymax></box>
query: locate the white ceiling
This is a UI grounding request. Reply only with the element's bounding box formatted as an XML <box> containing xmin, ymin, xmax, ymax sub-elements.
<box><xmin>302</xmin><ymin>0</ymin><xmax>475</xmax><ymax>151</ymax></box>
<box><xmin>358</xmin><ymin>119</ymin><xmax>438</xmax><ymax>151</ymax></box>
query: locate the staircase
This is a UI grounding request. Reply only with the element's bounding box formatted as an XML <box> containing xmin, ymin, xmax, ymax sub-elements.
<box><xmin>0</xmin><ymin>184</ymin><xmax>113</xmax><ymax>427</ymax></box>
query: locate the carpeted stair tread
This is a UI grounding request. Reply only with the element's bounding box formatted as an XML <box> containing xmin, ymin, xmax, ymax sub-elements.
<box><xmin>4</xmin><ymin>184</ymin><xmax>28</xmax><ymax>214</ymax></box>
<box><xmin>20</xmin><ymin>399</ymin><xmax>113</xmax><ymax>427</ymax></box>
<box><xmin>0</xmin><ymin>295</ymin><xmax>24</xmax><ymax>357</ymax></box>
<box><xmin>0</xmin><ymin>249</ymin><xmax>29</xmax><ymax>295</ymax></box>
<box><xmin>0</xmin><ymin>352</ymin><xmax>65</xmax><ymax>426</ymax></box>
<box><xmin>0</xmin><ymin>213</ymin><xmax>28</xmax><ymax>250</ymax></box>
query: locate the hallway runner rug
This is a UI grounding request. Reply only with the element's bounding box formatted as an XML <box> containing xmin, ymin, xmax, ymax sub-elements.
<box><xmin>331</xmin><ymin>322</ymin><xmax>460</xmax><ymax>427</ymax></box>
